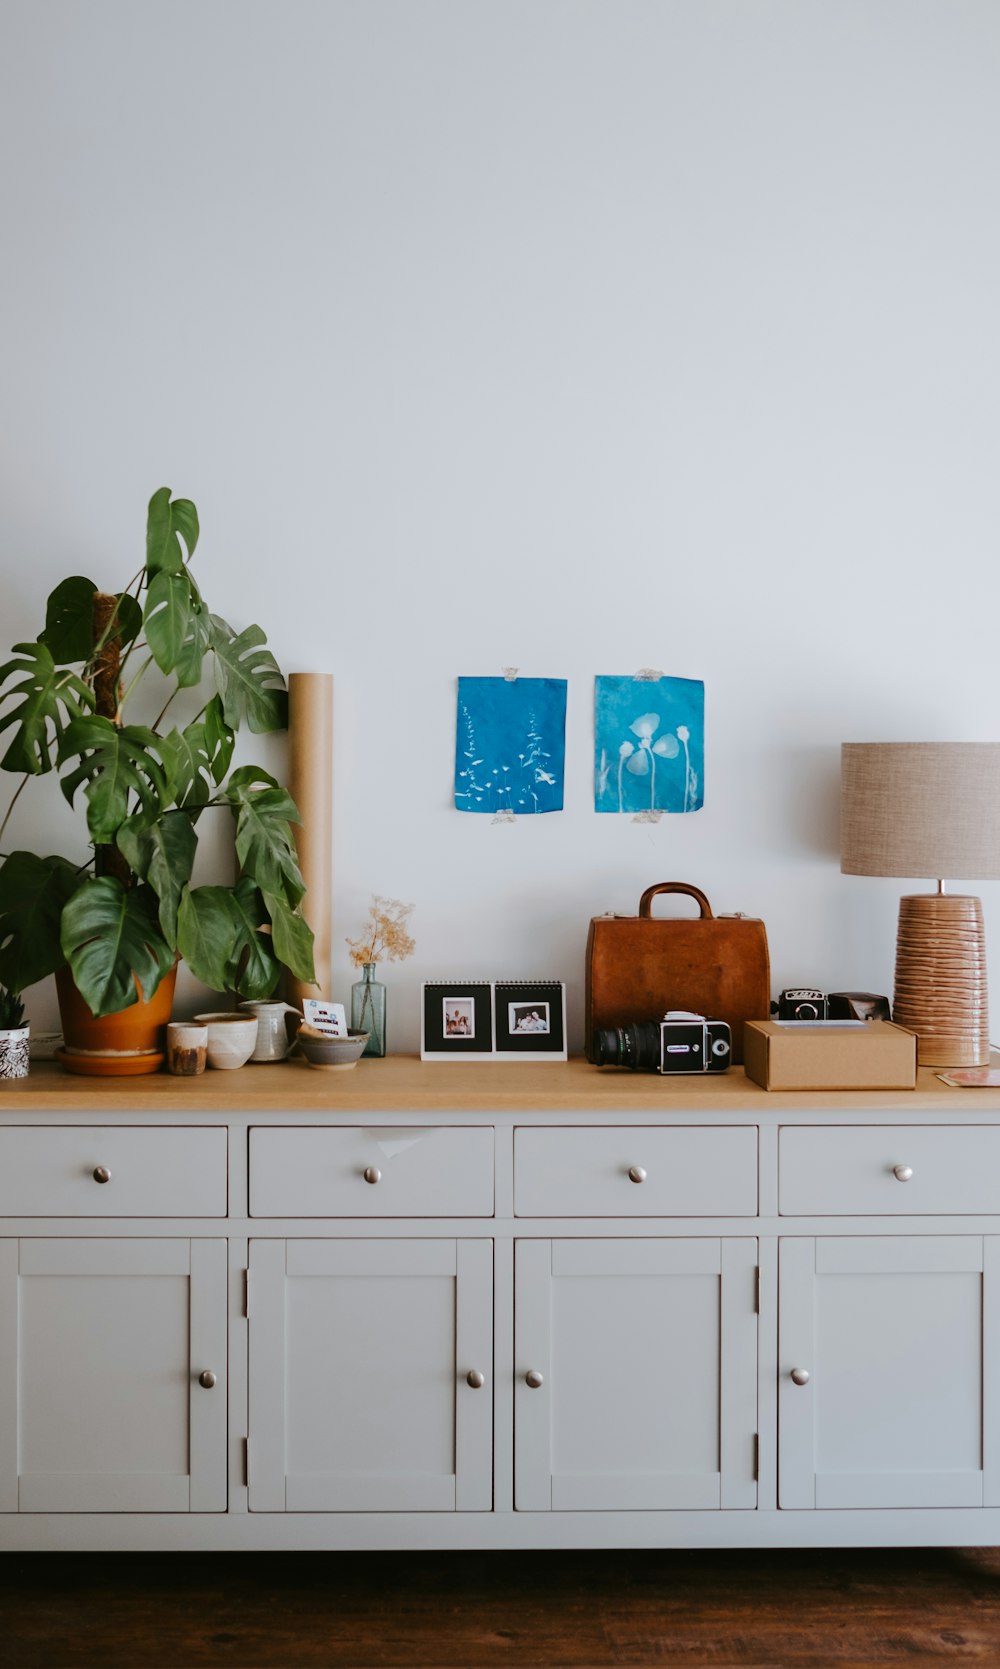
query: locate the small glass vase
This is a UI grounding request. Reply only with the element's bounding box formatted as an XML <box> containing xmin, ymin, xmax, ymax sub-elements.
<box><xmin>351</xmin><ymin>962</ymin><xmax>386</xmax><ymax>1057</ymax></box>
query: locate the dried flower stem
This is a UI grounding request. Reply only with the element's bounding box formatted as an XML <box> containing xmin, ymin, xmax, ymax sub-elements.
<box><xmin>346</xmin><ymin>895</ymin><xmax>416</xmax><ymax>969</ymax></box>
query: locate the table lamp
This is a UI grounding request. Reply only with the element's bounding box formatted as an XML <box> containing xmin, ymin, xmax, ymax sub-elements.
<box><xmin>841</xmin><ymin>742</ymin><xmax>1000</xmax><ymax>1067</ymax></box>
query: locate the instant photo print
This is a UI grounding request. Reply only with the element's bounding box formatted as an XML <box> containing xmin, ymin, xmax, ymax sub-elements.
<box><xmin>494</xmin><ymin>981</ymin><xmax>567</xmax><ymax>1059</ymax></box>
<box><xmin>421</xmin><ymin>982</ymin><xmax>494</xmax><ymax>1060</ymax></box>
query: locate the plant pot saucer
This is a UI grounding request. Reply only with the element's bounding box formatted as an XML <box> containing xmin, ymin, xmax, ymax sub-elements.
<box><xmin>55</xmin><ymin>1047</ymin><xmax>165</xmax><ymax>1077</ymax></box>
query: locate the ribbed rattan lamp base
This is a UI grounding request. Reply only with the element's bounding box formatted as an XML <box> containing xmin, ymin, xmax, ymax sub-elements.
<box><xmin>892</xmin><ymin>894</ymin><xmax>990</xmax><ymax>1068</ymax></box>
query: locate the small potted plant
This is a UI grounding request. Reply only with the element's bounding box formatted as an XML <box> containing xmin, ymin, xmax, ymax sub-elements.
<box><xmin>0</xmin><ymin>986</ymin><xmax>29</xmax><ymax>1079</ymax></box>
<box><xmin>0</xmin><ymin>487</ymin><xmax>315</xmax><ymax>1072</ymax></box>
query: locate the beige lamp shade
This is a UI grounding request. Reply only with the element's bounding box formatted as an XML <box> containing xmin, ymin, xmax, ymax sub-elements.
<box><xmin>841</xmin><ymin>742</ymin><xmax>1000</xmax><ymax>880</ymax></box>
<box><xmin>840</xmin><ymin>742</ymin><xmax>1000</xmax><ymax>1068</ymax></box>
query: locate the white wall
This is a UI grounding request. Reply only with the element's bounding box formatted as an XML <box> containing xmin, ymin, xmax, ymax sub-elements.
<box><xmin>1</xmin><ymin>0</ymin><xmax>998</xmax><ymax>1052</ymax></box>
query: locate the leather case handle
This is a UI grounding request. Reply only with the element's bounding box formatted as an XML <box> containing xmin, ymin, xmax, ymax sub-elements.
<box><xmin>638</xmin><ymin>882</ymin><xmax>714</xmax><ymax>920</ymax></box>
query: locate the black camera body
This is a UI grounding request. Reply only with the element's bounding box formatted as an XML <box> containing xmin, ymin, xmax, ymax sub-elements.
<box><xmin>593</xmin><ymin>1010</ymin><xmax>732</xmax><ymax>1075</ymax></box>
<box><xmin>774</xmin><ymin>988</ymin><xmax>892</xmax><ymax>1022</ymax></box>
<box><xmin>775</xmin><ymin>988</ymin><xmax>828</xmax><ymax>1021</ymax></box>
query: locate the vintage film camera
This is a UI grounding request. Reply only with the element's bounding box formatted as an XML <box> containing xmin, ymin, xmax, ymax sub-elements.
<box><xmin>592</xmin><ymin>1010</ymin><xmax>731</xmax><ymax>1075</ymax></box>
<box><xmin>774</xmin><ymin>987</ymin><xmax>828</xmax><ymax>1021</ymax></box>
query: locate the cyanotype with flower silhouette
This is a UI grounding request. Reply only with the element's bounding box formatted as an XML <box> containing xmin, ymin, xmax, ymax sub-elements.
<box><xmin>594</xmin><ymin>675</ymin><xmax>704</xmax><ymax>813</ymax></box>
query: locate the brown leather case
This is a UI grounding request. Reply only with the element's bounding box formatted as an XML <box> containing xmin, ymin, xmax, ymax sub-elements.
<box><xmin>585</xmin><ymin>882</ymin><xmax>771</xmax><ymax>1065</ymax></box>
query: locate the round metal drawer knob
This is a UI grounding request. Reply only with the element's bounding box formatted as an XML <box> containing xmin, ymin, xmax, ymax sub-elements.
<box><xmin>92</xmin><ymin>1166</ymin><xmax>111</xmax><ymax>1184</ymax></box>
<box><xmin>893</xmin><ymin>1164</ymin><xmax>913</xmax><ymax>1182</ymax></box>
<box><xmin>363</xmin><ymin>1166</ymin><xmax>381</xmax><ymax>1185</ymax></box>
<box><xmin>466</xmin><ymin>1370</ymin><xmax>485</xmax><ymax>1389</ymax></box>
<box><xmin>627</xmin><ymin>1165</ymin><xmax>647</xmax><ymax>1184</ymax></box>
<box><xmin>198</xmin><ymin>1370</ymin><xmax>217</xmax><ymax>1390</ymax></box>
<box><xmin>790</xmin><ymin>1367</ymin><xmax>811</xmax><ymax>1387</ymax></box>
<box><xmin>525</xmin><ymin>1370</ymin><xmax>544</xmax><ymax>1389</ymax></box>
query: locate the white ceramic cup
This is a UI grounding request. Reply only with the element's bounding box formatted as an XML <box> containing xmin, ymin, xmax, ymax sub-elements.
<box><xmin>193</xmin><ymin>1012</ymin><xmax>258</xmax><ymax>1070</ymax></box>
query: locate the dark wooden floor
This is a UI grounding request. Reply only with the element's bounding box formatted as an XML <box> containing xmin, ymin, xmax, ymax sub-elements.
<box><xmin>1</xmin><ymin>1547</ymin><xmax>999</xmax><ymax>1669</ymax></box>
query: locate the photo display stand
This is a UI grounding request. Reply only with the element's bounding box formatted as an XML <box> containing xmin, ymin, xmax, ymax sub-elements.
<box><xmin>421</xmin><ymin>981</ymin><xmax>567</xmax><ymax>1062</ymax></box>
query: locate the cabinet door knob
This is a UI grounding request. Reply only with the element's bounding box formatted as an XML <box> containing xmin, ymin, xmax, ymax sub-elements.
<box><xmin>363</xmin><ymin>1165</ymin><xmax>381</xmax><ymax>1185</ymax></box>
<box><xmin>525</xmin><ymin>1370</ymin><xmax>544</xmax><ymax>1389</ymax></box>
<box><xmin>790</xmin><ymin>1367</ymin><xmax>811</xmax><ymax>1387</ymax></box>
<box><xmin>92</xmin><ymin>1166</ymin><xmax>111</xmax><ymax>1184</ymax></box>
<box><xmin>466</xmin><ymin>1370</ymin><xmax>485</xmax><ymax>1389</ymax></box>
<box><xmin>893</xmin><ymin>1164</ymin><xmax>913</xmax><ymax>1182</ymax></box>
<box><xmin>627</xmin><ymin>1165</ymin><xmax>647</xmax><ymax>1184</ymax></box>
<box><xmin>198</xmin><ymin>1370</ymin><xmax>217</xmax><ymax>1390</ymax></box>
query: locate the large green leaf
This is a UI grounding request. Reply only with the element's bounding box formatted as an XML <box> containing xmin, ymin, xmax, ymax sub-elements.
<box><xmin>58</xmin><ymin>717</ymin><xmax>168</xmax><ymax>842</ymax></box>
<box><xmin>175</xmin><ymin>885</ymin><xmax>234</xmax><ymax>992</ymax></box>
<box><xmin>226</xmin><ymin>766</ymin><xmax>305</xmax><ymax>905</ymax></box>
<box><xmin>0</xmin><ymin>643</ymin><xmax>95</xmax><ymax>774</ymax></box>
<box><xmin>177</xmin><ymin>878</ymin><xmax>280</xmax><ymax>998</ymax></box>
<box><xmin>263</xmin><ymin>889</ymin><xmax>316</xmax><ymax>985</ymax></box>
<box><xmin>0</xmin><ymin>851</ymin><xmax>80</xmax><ymax>992</ymax></box>
<box><xmin>158</xmin><ymin>700</ymin><xmax>234</xmax><ymax>810</ymax></box>
<box><xmin>40</xmin><ymin>576</ymin><xmax>97</xmax><ymax>663</ymax></box>
<box><xmin>170</xmin><ymin>498</ymin><xmax>199</xmax><ymax>561</ymax></box>
<box><xmin>143</xmin><ymin>569</ymin><xmax>195</xmax><ymax>675</ymax></box>
<box><xmin>227</xmin><ymin>878</ymin><xmax>281</xmax><ymax>996</ymax></box>
<box><xmin>116</xmin><ymin>810</ymin><xmax>197</xmax><ymax>944</ymax></box>
<box><xmin>60</xmin><ymin>878</ymin><xmax>174</xmax><ymax>1016</ymax></box>
<box><xmin>172</xmin><ymin>595</ymin><xmax>211</xmax><ymax>689</ymax></box>
<box><xmin>210</xmin><ymin>616</ymin><xmax>287</xmax><ymax>734</ymax></box>
<box><xmin>41</xmin><ymin>578</ymin><xmax>142</xmax><ymax>665</ymax></box>
<box><xmin>145</xmin><ymin>488</ymin><xmax>199</xmax><ymax>575</ymax></box>
<box><xmin>202</xmin><ymin>695</ymin><xmax>235</xmax><ymax>784</ymax></box>
<box><xmin>158</xmin><ymin>724</ymin><xmax>210</xmax><ymax>810</ymax></box>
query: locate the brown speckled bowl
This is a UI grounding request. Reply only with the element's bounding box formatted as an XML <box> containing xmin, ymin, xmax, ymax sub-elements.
<box><xmin>297</xmin><ymin>1028</ymin><xmax>369</xmax><ymax>1071</ymax></box>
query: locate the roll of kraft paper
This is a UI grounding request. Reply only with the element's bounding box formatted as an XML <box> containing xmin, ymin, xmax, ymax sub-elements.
<box><xmin>286</xmin><ymin>672</ymin><xmax>333</xmax><ymax>1009</ymax></box>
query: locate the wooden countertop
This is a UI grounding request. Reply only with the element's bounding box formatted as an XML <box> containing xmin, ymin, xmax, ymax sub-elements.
<box><xmin>0</xmin><ymin>1056</ymin><xmax>995</xmax><ymax>1113</ymax></box>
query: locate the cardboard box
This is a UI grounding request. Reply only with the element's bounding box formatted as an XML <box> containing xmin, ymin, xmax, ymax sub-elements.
<box><xmin>743</xmin><ymin>1019</ymin><xmax>916</xmax><ymax>1091</ymax></box>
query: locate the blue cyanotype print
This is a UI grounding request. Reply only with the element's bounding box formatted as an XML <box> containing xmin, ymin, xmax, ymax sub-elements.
<box><xmin>594</xmin><ymin>675</ymin><xmax>704</xmax><ymax>814</ymax></box>
<box><xmin>455</xmin><ymin>677</ymin><xmax>567</xmax><ymax>814</ymax></box>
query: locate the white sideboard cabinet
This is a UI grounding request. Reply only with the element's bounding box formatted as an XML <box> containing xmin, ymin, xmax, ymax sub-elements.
<box><xmin>2</xmin><ymin>1057</ymin><xmax>1000</xmax><ymax>1552</ymax></box>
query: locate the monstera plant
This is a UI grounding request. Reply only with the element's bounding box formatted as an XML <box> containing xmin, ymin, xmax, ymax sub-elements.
<box><xmin>0</xmin><ymin>488</ymin><xmax>315</xmax><ymax>1024</ymax></box>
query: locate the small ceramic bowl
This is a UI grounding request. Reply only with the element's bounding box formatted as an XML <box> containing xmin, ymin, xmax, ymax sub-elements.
<box><xmin>296</xmin><ymin>1028</ymin><xmax>369</xmax><ymax>1071</ymax></box>
<box><xmin>194</xmin><ymin>1012</ymin><xmax>259</xmax><ymax>1071</ymax></box>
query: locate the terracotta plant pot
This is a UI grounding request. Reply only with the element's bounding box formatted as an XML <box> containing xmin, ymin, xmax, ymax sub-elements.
<box><xmin>55</xmin><ymin>964</ymin><xmax>177</xmax><ymax>1073</ymax></box>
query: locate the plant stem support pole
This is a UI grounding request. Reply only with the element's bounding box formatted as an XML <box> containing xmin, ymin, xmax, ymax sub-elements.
<box><xmin>92</xmin><ymin>591</ymin><xmax>130</xmax><ymax>887</ymax></box>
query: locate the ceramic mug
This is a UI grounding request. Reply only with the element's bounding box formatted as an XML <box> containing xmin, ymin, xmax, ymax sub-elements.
<box><xmin>166</xmin><ymin>1022</ymin><xmax>208</xmax><ymax>1076</ymax></box>
<box><xmin>193</xmin><ymin>1012</ymin><xmax>258</xmax><ymax>1070</ymax></box>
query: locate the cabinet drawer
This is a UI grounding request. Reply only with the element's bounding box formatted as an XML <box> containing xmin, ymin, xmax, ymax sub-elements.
<box><xmin>0</xmin><ymin>1126</ymin><xmax>228</xmax><ymax>1216</ymax></box>
<box><xmin>514</xmin><ymin>1126</ymin><xmax>758</xmax><ymax>1216</ymax></box>
<box><xmin>780</xmin><ymin>1125</ymin><xmax>1000</xmax><ymax>1215</ymax></box>
<box><xmin>249</xmin><ymin>1127</ymin><xmax>494</xmax><ymax>1216</ymax></box>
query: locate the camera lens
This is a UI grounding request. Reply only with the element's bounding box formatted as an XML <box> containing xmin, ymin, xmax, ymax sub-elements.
<box><xmin>794</xmin><ymin>1002</ymin><xmax>820</xmax><ymax>1020</ymax></box>
<box><xmin>593</xmin><ymin>1023</ymin><xmax>661</xmax><ymax>1072</ymax></box>
<box><xmin>592</xmin><ymin>1028</ymin><xmax>622</xmax><ymax>1066</ymax></box>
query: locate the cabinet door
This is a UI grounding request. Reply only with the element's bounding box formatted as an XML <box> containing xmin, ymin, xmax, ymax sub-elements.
<box><xmin>248</xmin><ymin>1239</ymin><xmax>493</xmax><ymax>1512</ymax></box>
<box><xmin>0</xmin><ymin>1239</ymin><xmax>227</xmax><ymax>1512</ymax></box>
<box><xmin>779</xmin><ymin>1236</ymin><xmax>1000</xmax><ymax>1509</ymax></box>
<box><xmin>515</xmin><ymin>1238</ymin><xmax>758</xmax><ymax>1511</ymax></box>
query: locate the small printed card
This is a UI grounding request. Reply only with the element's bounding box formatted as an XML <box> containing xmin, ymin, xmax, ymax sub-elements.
<box><xmin>937</xmin><ymin>1068</ymin><xmax>1000</xmax><ymax>1088</ymax></box>
<box><xmin>302</xmin><ymin>999</ymin><xmax>348</xmax><ymax>1038</ymax></box>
